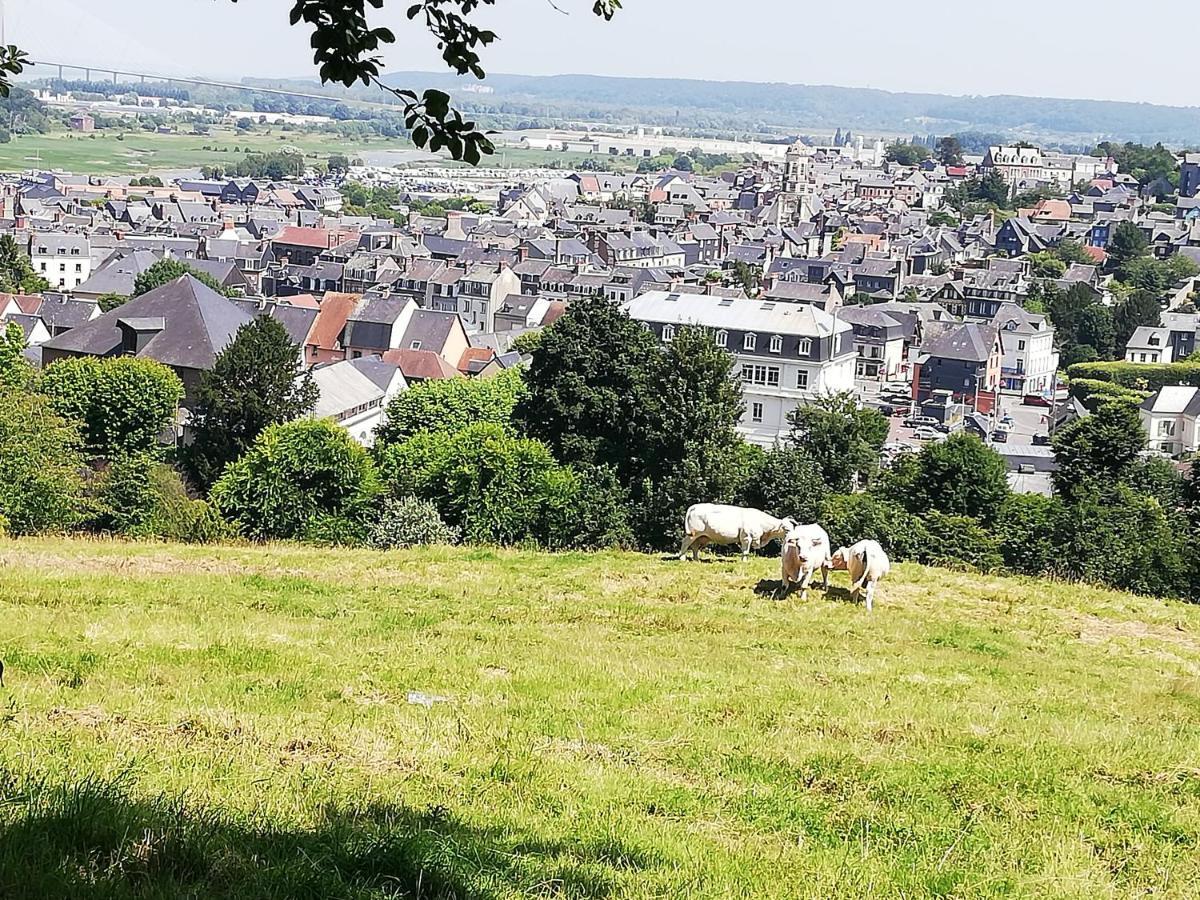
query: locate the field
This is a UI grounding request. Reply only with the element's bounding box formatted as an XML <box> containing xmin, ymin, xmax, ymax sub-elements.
<box><xmin>2</xmin><ymin>538</ymin><xmax>1199</xmax><ymax>899</ymax></box>
<box><xmin>0</xmin><ymin>128</ymin><xmax>415</xmax><ymax>176</ymax></box>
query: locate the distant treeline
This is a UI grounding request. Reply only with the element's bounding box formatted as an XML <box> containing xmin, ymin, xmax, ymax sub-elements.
<box><xmin>47</xmin><ymin>79</ymin><xmax>192</xmax><ymax>102</ymax></box>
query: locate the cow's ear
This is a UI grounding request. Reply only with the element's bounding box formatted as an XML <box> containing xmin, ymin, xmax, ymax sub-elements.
<box><xmin>811</xmin><ymin>537</ymin><xmax>822</xmax><ymax>546</ymax></box>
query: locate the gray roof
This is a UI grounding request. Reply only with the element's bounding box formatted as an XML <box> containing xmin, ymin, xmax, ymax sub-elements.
<box><xmin>73</xmin><ymin>249</ymin><xmax>160</xmax><ymax>296</ymax></box>
<box><xmin>42</xmin><ymin>275</ymin><xmax>250</xmax><ymax>370</ymax></box>
<box><xmin>921</xmin><ymin>321</ymin><xmax>1000</xmax><ymax>363</ymax></box>
<box><xmin>400</xmin><ymin>308</ymin><xmax>459</xmax><ymax>353</ymax></box>
<box><xmin>37</xmin><ymin>296</ymin><xmax>100</xmax><ymax>330</ymax></box>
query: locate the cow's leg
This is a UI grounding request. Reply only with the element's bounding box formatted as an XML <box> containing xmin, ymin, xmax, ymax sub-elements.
<box><xmin>864</xmin><ymin>580</ymin><xmax>875</xmax><ymax>614</ymax></box>
<box><xmin>821</xmin><ymin>561</ymin><xmax>830</xmax><ymax>590</ymax></box>
<box><xmin>739</xmin><ymin>531</ymin><xmax>752</xmax><ymax>562</ymax></box>
<box><xmin>798</xmin><ymin>567</ymin><xmax>813</xmax><ymax>602</ymax></box>
<box><xmin>678</xmin><ymin>533</ymin><xmax>694</xmax><ymax>561</ymax></box>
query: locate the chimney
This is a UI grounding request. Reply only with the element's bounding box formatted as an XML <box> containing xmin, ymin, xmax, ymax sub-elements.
<box><xmin>444</xmin><ymin>210</ymin><xmax>466</xmax><ymax>241</ymax></box>
<box><xmin>517</xmin><ymin>244</ymin><xmax>529</xmax><ymax>262</ymax></box>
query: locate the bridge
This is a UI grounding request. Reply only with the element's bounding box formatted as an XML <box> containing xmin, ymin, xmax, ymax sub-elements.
<box><xmin>25</xmin><ymin>59</ymin><xmax>401</xmax><ymax>111</ymax></box>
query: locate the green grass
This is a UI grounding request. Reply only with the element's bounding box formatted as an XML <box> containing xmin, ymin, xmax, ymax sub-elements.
<box><xmin>1</xmin><ymin>537</ymin><xmax>1199</xmax><ymax>898</ymax></box>
<box><xmin>0</xmin><ymin>128</ymin><xmax>414</xmax><ymax>175</ymax></box>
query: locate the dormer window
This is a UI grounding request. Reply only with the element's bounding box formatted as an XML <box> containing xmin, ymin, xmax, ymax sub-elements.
<box><xmin>410</xmin><ymin>340</ymin><xmax>422</xmax><ymax>350</ymax></box>
<box><xmin>798</xmin><ymin>338</ymin><xmax>813</xmax><ymax>356</ymax></box>
<box><xmin>743</xmin><ymin>333</ymin><xmax>756</xmax><ymax>351</ymax></box>
<box><xmin>662</xmin><ymin>324</ymin><xmax>675</xmax><ymax>342</ymax></box>
<box><xmin>769</xmin><ymin>335</ymin><xmax>783</xmax><ymax>353</ymax></box>
<box><xmin>715</xmin><ymin>329</ymin><xmax>728</xmax><ymax>348</ymax></box>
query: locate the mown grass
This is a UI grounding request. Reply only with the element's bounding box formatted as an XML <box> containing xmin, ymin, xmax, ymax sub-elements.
<box><xmin>1</xmin><ymin>537</ymin><xmax>1199</xmax><ymax>898</ymax></box>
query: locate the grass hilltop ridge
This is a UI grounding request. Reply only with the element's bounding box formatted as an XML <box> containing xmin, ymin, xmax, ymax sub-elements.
<box><xmin>1</xmin><ymin>537</ymin><xmax>1199</xmax><ymax>898</ymax></box>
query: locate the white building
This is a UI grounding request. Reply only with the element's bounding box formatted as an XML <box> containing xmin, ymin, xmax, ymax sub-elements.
<box><xmin>1125</xmin><ymin>326</ymin><xmax>1173</xmax><ymax>364</ymax></box>
<box><xmin>310</xmin><ymin>357</ymin><xmax>407</xmax><ymax>447</ymax></box>
<box><xmin>980</xmin><ymin>146</ymin><xmax>1045</xmax><ymax>186</ymax></box>
<box><xmin>1139</xmin><ymin>386</ymin><xmax>1200</xmax><ymax>457</ymax></box>
<box><xmin>626</xmin><ymin>291</ymin><xmax>856</xmax><ymax>445</ymax></box>
<box><xmin>994</xmin><ymin>303</ymin><xmax>1059</xmax><ymax>395</ymax></box>
<box><xmin>30</xmin><ymin>232</ymin><xmax>91</xmax><ymax>290</ymax></box>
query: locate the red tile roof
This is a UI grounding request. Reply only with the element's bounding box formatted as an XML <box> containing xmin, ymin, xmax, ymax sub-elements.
<box><xmin>381</xmin><ymin>348</ymin><xmax>462</xmax><ymax>380</ymax></box>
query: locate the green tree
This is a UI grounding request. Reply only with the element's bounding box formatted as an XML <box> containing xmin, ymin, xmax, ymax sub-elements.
<box><xmin>0</xmin><ymin>387</ymin><xmax>85</xmax><ymax>534</ymax></box>
<box><xmin>993</xmin><ymin>493</ymin><xmax>1060</xmax><ymax>576</ymax></box>
<box><xmin>185</xmin><ymin>317</ymin><xmax>318</xmax><ymax>489</ymax></box>
<box><xmin>1052</xmin><ymin>400</ymin><xmax>1146</xmax><ymax>499</ymax></box>
<box><xmin>211</xmin><ymin>419</ymin><xmax>380</xmax><ymax>541</ymax></box>
<box><xmin>926</xmin><ymin>210</ymin><xmax>957</xmax><ymax>227</ymax></box>
<box><xmin>132</xmin><ymin>259</ymin><xmax>230</xmax><ymax>297</ymax></box>
<box><xmin>884</xmin><ymin>142</ymin><xmax>931</xmax><ymax>167</ymax></box>
<box><xmin>1113</xmin><ymin>289</ymin><xmax>1162</xmax><ymax>353</ymax></box>
<box><xmin>787</xmin><ymin>392</ymin><xmax>890</xmax><ymax>493</ymax></box>
<box><xmin>888</xmin><ymin>433</ymin><xmax>1010</xmax><ymax>523</ymax></box>
<box><xmin>672</xmin><ymin>154</ymin><xmax>693</xmax><ymax>172</ymax></box>
<box><xmin>40</xmin><ymin>357</ymin><xmax>183</xmax><ymax>460</ymax></box>
<box><xmin>1027</xmin><ymin>251</ymin><xmax>1066</xmax><ymax>279</ymax></box>
<box><xmin>729</xmin><ymin>260</ymin><xmax>761</xmax><ymax>296</ymax></box>
<box><xmin>374</xmin><ymin>367</ymin><xmax>525</xmax><ymax>447</ymax></box>
<box><xmin>327</xmin><ymin>152</ymin><xmax>351</xmax><ymax>172</ymax></box>
<box><xmin>741</xmin><ymin>445</ymin><xmax>827</xmax><ymax>524</ymax></box>
<box><xmin>1053</xmin><ymin>238</ymin><xmax>1093</xmax><ymax>266</ymax></box>
<box><xmin>935</xmin><ymin>136</ymin><xmax>963</xmax><ymax>166</ymax></box>
<box><xmin>1106</xmin><ymin>221</ymin><xmax>1148</xmax><ymax>269</ymax></box>
<box><xmin>0</xmin><ymin>320</ymin><xmax>28</xmax><ymax>388</ymax></box>
<box><xmin>0</xmin><ymin>232</ymin><xmax>49</xmax><ymax>294</ymax></box>
<box><xmin>97</xmin><ymin>292</ymin><xmax>129</xmax><ymax>313</ymax></box>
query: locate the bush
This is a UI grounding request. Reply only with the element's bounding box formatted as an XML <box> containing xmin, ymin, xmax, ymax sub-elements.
<box><xmin>819</xmin><ymin>494</ymin><xmax>929</xmax><ymax>561</ymax></box>
<box><xmin>741</xmin><ymin>445</ymin><xmax>827</xmax><ymax>523</ymax></box>
<box><xmin>41</xmin><ymin>356</ymin><xmax>184</xmax><ymax>459</ymax></box>
<box><xmin>992</xmin><ymin>494</ymin><xmax>1060</xmax><ymax>576</ymax></box>
<box><xmin>885</xmin><ymin>433</ymin><xmax>1010</xmax><ymax>524</ymax></box>
<box><xmin>1066</xmin><ymin>360</ymin><xmax>1200</xmax><ymax>392</ymax></box>
<box><xmin>375</xmin><ymin>367</ymin><xmax>526</xmax><ymax>447</ymax></box>
<box><xmin>211</xmin><ymin>419</ymin><xmax>381</xmax><ymax>541</ymax></box>
<box><xmin>368</xmin><ymin>496</ymin><xmax>460</xmax><ymax>549</ymax></box>
<box><xmin>920</xmin><ymin>512</ymin><xmax>1003</xmax><ymax>573</ymax></box>
<box><xmin>92</xmin><ymin>455</ymin><xmax>231</xmax><ymax>543</ymax></box>
<box><xmin>0</xmin><ymin>511</ymin><xmax>8</xmax><ymax>536</ymax></box>
<box><xmin>0</xmin><ymin>388</ymin><xmax>86</xmax><ymax>534</ymax></box>
<box><xmin>1067</xmin><ymin>377</ymin><xmax>1148</xmax><ymax>411</ymax></box>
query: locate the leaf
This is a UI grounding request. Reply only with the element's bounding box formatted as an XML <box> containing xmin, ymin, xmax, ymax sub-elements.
<box><xmin>411</xmin><ymin>125</ymin><xmax>429</xmax><ymax>147</ymax></box>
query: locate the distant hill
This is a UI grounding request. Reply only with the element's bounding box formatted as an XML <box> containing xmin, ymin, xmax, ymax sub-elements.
<box><xmin>374</xmin><ymin>70</ymin><xmax>1200</xmax><ymax>147</ymax></box>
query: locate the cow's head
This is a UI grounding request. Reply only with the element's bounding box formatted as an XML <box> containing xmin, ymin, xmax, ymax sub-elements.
<box><xmin>785</xmin><ymin>530</ymin><xmax>826</xmax><ymax>564</ymax></box>
<box><xmin>830</xmin><ymin>547</ymin><xmax>850</xmax><ymax>570</ymax></box>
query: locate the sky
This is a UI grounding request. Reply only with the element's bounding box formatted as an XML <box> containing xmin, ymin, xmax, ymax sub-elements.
<box><xmin>8</xmin><ymin>0</ymin><xmax>1199</xmax><ymax>108</ymax></box>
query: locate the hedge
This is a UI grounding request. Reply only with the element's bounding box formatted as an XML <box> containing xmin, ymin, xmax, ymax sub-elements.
<box><xmin>1066</xmin><ymin>360</ymin><xmax>1200</xmax><ymax>392</ymax></box>
<box><xmin>1067</xmin><ymin>378</ymin><xmax>1149</xmax><ymax>410</ymax></box>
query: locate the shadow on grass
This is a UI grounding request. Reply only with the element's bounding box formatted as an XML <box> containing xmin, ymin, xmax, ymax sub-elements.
<box><xmin>0</xmin><ymin>770</ymin><xmax>653</xmax><ymax>899</ymax></box>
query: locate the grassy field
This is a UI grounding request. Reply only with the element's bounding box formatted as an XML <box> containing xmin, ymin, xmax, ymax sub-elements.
<box><xmin>1</xmin><ymin>538</ymin><xmax>1199</xmax><ymax>898</ymax></box>
<box><xmin>0</xmin><ymin>128</ymin><xmax>414</xmax><ymax>176</ymax></box>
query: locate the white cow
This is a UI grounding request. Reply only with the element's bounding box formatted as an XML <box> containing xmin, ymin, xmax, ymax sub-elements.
<box><xmin>831</xmin><ymin>539</ymin><xmax>891</xmax><ymax>613</ymax></box>
<box><xmin>778</xmin><ymin>523</ymin><xmax>832</xmax><ymax>601</ymax></box>
<box><xmin>678</xmin><ymin>504</ymin><xmax>796</xmax><ymax>561</ymax></box>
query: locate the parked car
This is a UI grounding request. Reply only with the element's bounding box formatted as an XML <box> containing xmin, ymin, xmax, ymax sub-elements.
<box><xmin>1032</xmin><ymin>434</ymin><xmax>1051</xmax><ymax>446</ymax></box>
<box><xmin>876</xmin><ymin>404</ymin><xmax>895</xmax><ymax>417</ymax></box>
<box><xmin>1022</xmin><ymin>393</ymin><xmax>1052</xmax><ymax>407</ymax></box>
<box><xmin>913</xmin><ymin>426</ymin><xmax>942</xmax><ymax>441</ymax></box>
<box><xmin>991</xmin><ymin>429</ymin><xmax>1009</xmax><ymax>443</ymax></box>
<box><xmin>904</xmin><ymin>415</ymin><xmax>939</xmax><ymax>429</ymax></box>
<box><xmin>994</xmin><ymin>420</ymin><xmax>1014</xmax><ymax>433</ymax></box>
<box><xmin>935</xmin><ymin>420</ymin><xmax>963</xmax><ymax>434</ymax></box>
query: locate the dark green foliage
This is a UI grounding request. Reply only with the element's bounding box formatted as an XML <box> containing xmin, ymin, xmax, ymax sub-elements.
<box><xmin>132</xmin><ymin>260</ymin><xmax>230</xmax><ymax>298</ymax></box>
<box><xmin>888</xmin><ymin>433</ymin><xmax>1011</xmax><ymax>524</ymax></box>
<box><xmin>185</xmin><ymin>317</ymin><xmax>318</xmax><ymax>490</ymax></box>
<box><xmin>1046</xmin><ymin>281</ymin><xmax>1116</xmax><ymax>365</ymax></box>
<box><xmin>0</xmin><ymin>320</ymin><xmax>28</xmax><ymax>388</ymax></box>
<box><xmin>1052</xmin><ymin>401</ymin><xmax>1147</xmax><ymax>498</ymax></box>
<box><xmin>0</xmin><ymin>388</ymin><xmax>85</xmax><ymax>534</ymax></box>
<box><xmin>1105</xmin><ymin>221</ymin><xmax>1148</xmax><ymax>269</ymax></box>
<box><xmin>375</xmin><ymin>367</ymin><xmax>525</xmax><ymax>447</ymax></box>
<box><xmin>91</xmin><ymin>456</ymin><xmax>230</xmax><ymax>543</ymax></box>
<box><xmin>787</xmin><ymin>392</ymin><xmax>890</xmax><ymax>493</ymax></box>
<box><xmin>741</xmin><ymin>446</ymin><xmax>826</xmax><ymax>524</ymax></box>
<box><xmin>97</xmin><ymin>292</ymin><xmax>129</xmax><ymax>313</ymax></box>
<box><xmin>947</xmin><ymin>171</ymin><xmax>1008</xmax><ymax>209</ymax></box>
<box><xmin>920</xmin><ymin>512</ymin><xmax>1003</xmax><ymax>573</ymax></box>
<box><xmin>1093</xmin><ymin>141</ymin><xmax>1179</xmax><ymax>188</ymax></box>
<box><xmin>211</xmin><ymin>419</ymin><xmax>381</xmax><ymax>542</ymax></box>
<box><xmin>935</xmin><ymin>136</ymin><xmax>963</xmax><ymax>166</ymax></box>
<box><xmin>884</xmin><ymin>142</ymin><xmax>931</xmax><ymax>166</ymax></box>
<box><xmin>1113</xmin><ymin>289</ymin><xmax>1162</xmax><ymax>353</ymax></box>
<box><xmin>993</xmin><ymin>494</ymin><xmax>1061</xmax><ymax>576</ymax></box>
<box><xmin>1066</xmin><ymin>359</ymin><xmax>1200</xmax><ymax>392</ymax></box>
<box><xmin>40</xmin><ymin>357</ymin><xmax>184</xmax><ymax>460</ymax></box>
<box><xmin>1067</xmin><ymin>378</ymin><xmax>1148</xmax><ymax>411</ymax></box>
<box><xmin>0</xmin><ymin>232</ymin><xmax>48</xmax><ymax>294</ymax></box>
<box><xmin>377</xmin><ymin>423</ymin><xmax>628</xmax><ymax>549</ymax></box>
<box><xmin>819</xmin><ymin>493</ymin><xmax>930</xmax><ymax>563</ymax></box>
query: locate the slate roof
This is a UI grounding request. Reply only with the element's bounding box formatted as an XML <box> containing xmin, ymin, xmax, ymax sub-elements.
<box><xmin>921</xmin><ymin>321</ymin><xmax>1000</xmax><ymax>363</ymax></box>
<box><xmin>41</xmin><ymin>276</ymin><xmax>249</xmax><ymax>370</ymax></box>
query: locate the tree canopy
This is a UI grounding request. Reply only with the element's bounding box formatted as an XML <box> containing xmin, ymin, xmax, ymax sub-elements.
<box><xmin>132</xmin><ymin>259</ymin><xmax>231</xmax><ymax>298</ymax></box>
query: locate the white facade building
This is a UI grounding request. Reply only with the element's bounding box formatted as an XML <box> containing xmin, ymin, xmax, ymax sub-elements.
<box><xmin>994</xmin><ymin>304</ymin><xmax>1059</xmax><ymax>395</ymax></box>
<box><xmin>30</xmin><ymin>232</ymin><xmax>91</xmax><ymax>290</ymax></box>
<box><xmin>626</xmin><ymin>291</ymin><xmax>856</xmax><ymax>445</ymax></box>
<box><xmin>1139</xmin><ymin>386</ymin><xmax>1200</xmax><ymax>457</ymax></box>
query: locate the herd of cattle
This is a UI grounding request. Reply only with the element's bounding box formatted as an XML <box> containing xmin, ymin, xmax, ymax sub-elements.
<box><xmin>678</xmin><ymin>504</ymin><xmax>891</xmax><ymax>612</ymax></box>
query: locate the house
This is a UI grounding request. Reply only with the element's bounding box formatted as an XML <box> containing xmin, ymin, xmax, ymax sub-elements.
<box><xmin>380</xmin><ymin>347</ymin><xmax>463</xmax><ymax>383</ymax></box>
<box><xmin>35</xmin><ymin>294</ymin><xmax>102</xmax><ymax>337</ymax></box>
<box><xmin>310</xmin><ymin>357</ymin><xmax>407</xmax><ymax>447</ymax></box>
<box><xmin>979</xmin><ymin>146</ymin><xmax>1044</xmax><ymax>187</ymax></box>
<box><xmin>69</xmin><ymin>113</ymin><xmax>95</xmax><ymax>132</ymax></box>
<box><xmin>304</xmin><ymin>291</ymin><xmax>361</xmax><ymax>366</ymax></box>
<box><xmin>837</xmin><ymin>305</ymin><xmax>906</xmax><ymax>381</ymax></box>
<box><xmin>992</xmin><ymin>303</ymin><xmax>1058</xmax><ymax>395</ymax></box>
<box><xmin>30</xmin><ymin>233</ymin><xmax>92</xmax><ymax>290</ymax></box>
<box><xmin>271</xmin><ymin>225</ymin><xmax>338</xmax><ymax>267</ymax></box>
<box><xmin>456</xmin><ymin>263</ymin><xmax>521</xmax><ymax>332</ymax></box>
<box><xmin>40</xmin><ymin>275</ymin><xmax>250</xmax><ymax>406</ymax></box>
<box><xmin>914</xmin><ymin>321</ymin><xmax>1003</xmax><ymax>414</ymax></box>
<box><xmin>1125</xmin><ymin>326</ymin><xmax>1173</xmax><ymax>364</ymax></box>
<box><xmin>625</xmin><ymin>291</ymin><xmax>856</xmax><ymax>445</ymax></box>
<box><xmin>1139</xmin><ymin>386</ymin><xmax>1200</xmax><ymax>456</ymax></box>
<box><xmin>1181</xmin><ymin>153</ymin><xmax>1200</xmax><ymax>199</ymax></box>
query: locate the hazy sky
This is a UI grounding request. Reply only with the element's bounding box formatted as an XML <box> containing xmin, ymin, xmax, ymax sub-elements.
<box><xmin>9</xmin><ymin>0</ymin><xmax>1199</xmax><ymax>107</ymax></box>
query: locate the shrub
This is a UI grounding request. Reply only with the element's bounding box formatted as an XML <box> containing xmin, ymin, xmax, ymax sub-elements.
<box><xmin>0</xmin><ymin>511</ymin><xmax>8</xmax><ymax>536</ymax></box>
<box><xmin>741</xmin><ymin>445</ymin><xmax>827</xmax><ymax>523</ymax></box>
<box><xmin>368</xmin><ymin>496</ymin><xmax>460</xmax><ymax>549</ymax></box>
<box><xmin>211</xmin><ymin>419</ymin><xmax>381</xmax><ymax>541</ymax></box>
<box><xmin>375</xmin><ymin>366</ymin><xmax>526</xmax><ymax>447</ymax></box>
<box><xmin>992</xmin><ymin>494</ymin><xmax>1061</xmax><ymax>576</ymax></box>
<box><xmin>0</xmin><ymin>388</ymin><xmax>86</xmax><ymax>534</ymax></box>
<box><xmin>884</xmin><ymin>433</ymin><xmax>1010</xmax><ymax>524</ymax></box>
<box><xmin>92</xmin><ymin>455</ymin><xmax>232</xmax><ymax>543</ymax></box>
<box><xmin>1066</xmin><ymin>360</ymin><xmax>1200</xmax><ymax>392</ymax></box>
<box><xmin>1067</xmin><ymin>377</ymin><xmax>1148</xmax><ymax>411</ymax></box>
<box><xmin>819</xmin><ymin>494</ymin><xmax>929</xmax><ymax>562</ymax></box>
<box><xmin>920</xmin><ymin>512</ymin><xmax>1003</xmax><ymax>573</ymax></box>
<box><xmin>41</xmin><ymin>356</ymin><xmax>184</xmax><ymax>459</ymax></box>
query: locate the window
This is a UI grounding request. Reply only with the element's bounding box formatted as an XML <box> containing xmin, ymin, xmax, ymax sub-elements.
<box><xmin>1159</xmin><ymin>420</ymin><xmax>1177</xmax><ymax>437</ymax></box>
<box><xmin>75</xmin><ymin>264</ymin><xmax>82</xmax><ymax>273</ymax></box>
<box><xmin>751</xmin><ymin>402</ymin><xmax>764</xmax><ymax>423</ymax></box>
<box><xmin>798</xmin><ymin>338</ymin><xmax>812</xmax><ymax>356</ymax></box>
<box><xmin>410</xmin><ymin>341</ymin><xmax>422</xmax><ymax>350</ymax></box>
<box><xmin>743</xmin><ymin>333</ymin><xmax>756</xmax><ymax>351</ymax></box>
<box><xmin>1018</xmin><ymin>340</ymin><xmax>1026</xmax><ymax>351</ymax></box>
<box><xmin>769</xmin><ymin>334</ymin><xmax>783</xmax><ymax>353</ymax></box>
<box><xmin>715</xmin><ymin>330</ymin><xmax>728</xmax><ymax>348</ymax></box>
<box><xmin>740</xmin><ymin>364</ymin><xmax>780</xmax><ymax>387</ymax></box>
<box><xmin>662</xmin><ymin>324</ymin><xmax>675</xmax><ymax>342</ymax></box>
<box><xmin>796</xmin><ymin>369</ymin><xmax>809</xmax><ymax>390</ymax></box>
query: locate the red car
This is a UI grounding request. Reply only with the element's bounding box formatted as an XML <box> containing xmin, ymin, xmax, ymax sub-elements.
<box><xmin>1022</xmin><ymin>393</ymin><xmax>1053</xmax><ymax>407</ymax></box>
